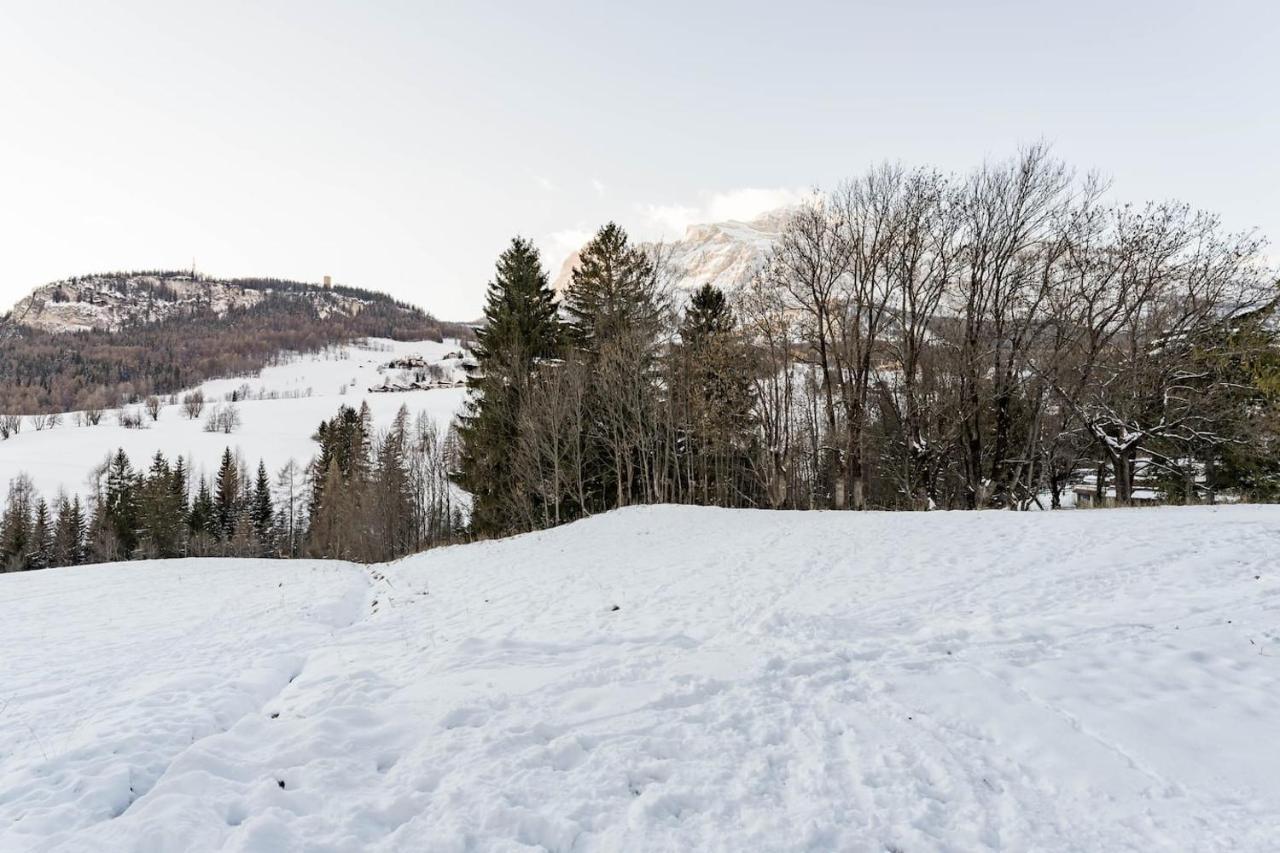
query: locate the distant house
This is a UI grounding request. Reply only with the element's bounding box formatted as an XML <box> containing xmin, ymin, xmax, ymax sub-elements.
<box><xmin>1072</xmin><ymin>486</ymin><xmax>1161</xmax><ymax>509</ymax></box>
<box><xmin>1071</xmin><ymin>455</ymin><xmax>1168</xmax><ymax>508</ymax></box>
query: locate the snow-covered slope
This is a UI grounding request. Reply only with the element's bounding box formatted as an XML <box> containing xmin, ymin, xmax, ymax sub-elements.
<box><xmin>0</xmin><ymin>338</ymin><xmax>468</xmax><ymax>504</ymax></box>
<box><xmin>3</xmin><ymin>504</ymin><xmax>1278</xmax><ymax>851</ymax></box>
<box><xmin>6</xmin><ymin>273</ymin><xmax>378</xmax><ymax>334</ymax></box>
<box><xmin>553</xmin><ymin>210</ymin><xmax>786</xmax><ymax>297</ymax></box>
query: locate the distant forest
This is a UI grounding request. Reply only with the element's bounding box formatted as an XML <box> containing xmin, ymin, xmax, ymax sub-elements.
<box><xmin>0</xmin><ymin>277</ymin><xmax>471</xmax><ymax>414</ymax></box>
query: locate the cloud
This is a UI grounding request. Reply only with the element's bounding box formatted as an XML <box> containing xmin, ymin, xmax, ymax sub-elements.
<box><xmin>592</xmin><ymin>178</ymin><xmax>606</xmax><ymax>197</ymax></box>
<box><xmin>636</xmin><ymin>202</ymin><xmax>701</xmax><ymax>235</ymax></box>
<box><xmin>534</xmin><ymin>175</ymin><xmax>557</xmax><ymax>192</ymax></box>
<box><xmin>703</xmin><ymin>187</ymin><xmax>807</xmax><ymax>222</ymax></box>
<box><xmin>542</xmin><ymin>186</ymin><xmax>807</xmax><ymax>285</ymax></box>
<box><xmin>635</xmin><ymin>186</ymin><xmax>807</xmax><ymax>239</ymax></box>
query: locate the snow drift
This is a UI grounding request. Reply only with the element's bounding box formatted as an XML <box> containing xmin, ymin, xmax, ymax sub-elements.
<box><xmin>2</xmin><ymin>505</ymin><xmax>1278</xmax><ymax>851</ymax></box>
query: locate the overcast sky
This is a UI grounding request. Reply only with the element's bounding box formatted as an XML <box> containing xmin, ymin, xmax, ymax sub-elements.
<box><xmin>1</xmin><ymin>0</ymin><xmax>1276</xmax><ymax>320</ymax></box>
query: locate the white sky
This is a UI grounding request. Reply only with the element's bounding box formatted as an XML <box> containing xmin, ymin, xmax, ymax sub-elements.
<box><xmin>1</xmin><ymin>0</ymin><xmax>1276</xmax><ymax>320</ymax></box>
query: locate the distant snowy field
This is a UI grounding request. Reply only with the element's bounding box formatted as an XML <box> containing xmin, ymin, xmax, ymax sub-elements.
<box><xmin>3</xmin><ymin>505</ymin><xmax>1278</xmax><ymax>851</ymax></box>
<box><xmin>0</xmin><ymin>338</ymin><xmax>467</xmax><ymax>503</ymax></box>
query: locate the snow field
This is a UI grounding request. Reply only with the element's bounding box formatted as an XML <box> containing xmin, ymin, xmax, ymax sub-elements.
<box><xmin>2</xmin><ymin>504</ymin><xmax>1279</xmax><ymax>851</ymax></box>
<box><xmin>0</xmin><ymin>338</ymin><xmax>467</xmax><ymax>504</ymax></box>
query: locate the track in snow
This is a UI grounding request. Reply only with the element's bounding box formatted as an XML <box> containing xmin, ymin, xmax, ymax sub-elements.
<box><xmin>2</xmin><ymin>505</ymin><xmax>1279</xmax><ymax>851</ymax></box>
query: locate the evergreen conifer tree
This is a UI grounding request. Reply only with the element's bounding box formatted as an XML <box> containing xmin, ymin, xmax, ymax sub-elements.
<box><xmin>103</xmin><ymin>449</ymin><xmax>139</xmax><ymax>558</ymax></box>
<box><xmin>29</xmin><ymin>499</ymin><xmax>53</xmax><ymax>570</ymax></box>
<box><xmin>215</xmin><ymin>448</ymin><xmax>241</xmax><ymax>539</ymax></box>
<box><xmin>562</xmin><ymin>222</ymin><xmax>662</xmax><ymax>351</ymax></box>
<box><xmin>53</xmin><ymin>495</ymin><xmax>85</xmax><ymax>567</ymax></box>
<box><xmin>675</xmin><ymin>284</ymin><xmax>755</xmax><ymax>505</ymax></box>
<box><xmin>188</xmin><ymin>478</ymin><xmax>217</xmax><ymax>554</ymax></box>
<box><xmin>0</xmin><ymin>474</ymin><xmax>35</xmax><ymax>571</ymax></box>
<box><xmin>561</xmin><ymin>222</ymin><xmax>667</xmax><ymax>509</ymax></box>
<box><xmin>251</xmin><ymin>459</ymin><xmax>274</xmax><ymax>552</ymax></box>
<box><xmin>457</xmin><ymin>236</ymin><xmax>562</xmax><ymax>534</ymax></box>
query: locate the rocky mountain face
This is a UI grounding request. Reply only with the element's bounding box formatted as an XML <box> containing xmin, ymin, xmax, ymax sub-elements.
<box><xmin>552</xmin><ymin>209</ymin><xmax>788</xmax><ymax>298</ymax></box>
<box><xmin>7</xmin><ymin>272</ymin><xmax>374</xmax><ymax>333</ymax></box>
<box><xmin>0</xmin><ymin>271</ymin><xmax>469</xmax><ymax>414</ymax></box>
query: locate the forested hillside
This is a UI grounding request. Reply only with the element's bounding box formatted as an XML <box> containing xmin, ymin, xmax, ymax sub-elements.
<box><xmin>0</xmin><ymin>272</ymin><xmax>471</xmax><ymax>414</ymax></box>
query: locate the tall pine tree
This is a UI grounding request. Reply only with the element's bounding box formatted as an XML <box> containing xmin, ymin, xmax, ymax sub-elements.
<box><xmin>214</xmin><ymin>448</ymin><xmax>241</xmax><ymax>540</ymax></box>
<box><xmin>251</xmin><ymin>459</ymin><xmax>275</xmax><ymax>554</ymax></box>
<box><xmin>457</xmin><ymin>236</ymin><xmax>562</xmax><ymax>534</ymax></box>
<box><xmin>562</xmin><ymin>222</ymin><xmax>663</xmax><ymax>352</ymax></box>
<box><xmin>562</xmin><ymin>222</ymin><xmax>667</xmax><ymax>508</ymax></box>
<box><xmin>29</xmin><ymin>499</ymin><xmax>53</xmax><ymax>571</ymax></box>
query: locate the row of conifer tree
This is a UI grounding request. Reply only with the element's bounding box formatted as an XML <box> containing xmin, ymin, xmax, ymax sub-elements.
<box><xmin>0</xmin><ymin>402</ymin><xmax>462</xmax><ymax>571</ymax></box>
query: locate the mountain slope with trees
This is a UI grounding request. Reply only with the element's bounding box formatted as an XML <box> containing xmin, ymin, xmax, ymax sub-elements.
<box><xmin>0</xmin><ymin>271</ymin><xmax>471</xmax><ymax>414</ymax></box>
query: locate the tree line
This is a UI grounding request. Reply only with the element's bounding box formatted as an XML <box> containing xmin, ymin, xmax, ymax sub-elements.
<box><xmin>0</xmin><ymin>402</ymin><xmax>463</xmax><ymax>572</ymax></box>
<box><xmin>459</xmin><ymin>146</ymin><xmax>1280</xmax><ymax>536</ymax></box>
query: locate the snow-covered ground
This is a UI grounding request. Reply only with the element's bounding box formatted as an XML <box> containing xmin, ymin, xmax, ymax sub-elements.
<box><xmin>3</xmin><ymin>504</ymin><xmax>1278</xmax><ymax>851</ymax></box>
<box><xmin>0</xmin><ymin>338</ymin><xmax>467</xmax><ymax>503</ymax></box>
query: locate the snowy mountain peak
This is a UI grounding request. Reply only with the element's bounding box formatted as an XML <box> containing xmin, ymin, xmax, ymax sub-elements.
<box><xmin>552</xmin><ymin>209</ymin><xmax>789</xmax><ymax>297</ymax></box>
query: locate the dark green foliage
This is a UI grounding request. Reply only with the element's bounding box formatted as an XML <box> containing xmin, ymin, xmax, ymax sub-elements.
<box><xmin>0</xmin><ymin>475</ymin><xmax>34</xmax><ymax>571</ymax></box>
<box><xmin>251</xmin><ymin>460</ymin><xmax>275</xmax><ymax>552</ymax></box>
<box><xmin>188</xmin><ymin>479</ymin><xmax>216</xmax><ymax>541</ymax></box>
<box><xmin>136</xmin><ymin>452</ymin><xmax>188</xmax><ymax>558</ymax></box>
<box><xmin>457</xmin><ymin>237</ymin><xmax>563</xmax><ymax>535</ymax></box>
<box><xmin>53</xmin><ymin>496</ymin><xmax>86</xmax><ymax>567</ymax></box>
<box><xmin>215</xmin><ymin>448</ymin><xmax>241</xmax><ymax>539</ymax></box>
<box><xmin>306</xmin><ymin>404</ymin><xmax>374</xmax><ymax>559</ymax></box>
<box><xmin>101</xmin><ymin>449</ymin><xmax>140</xmax><ymax>559</ymax></box>
<box><xmin>681</xmin><ymin>283</ymin><xmax>735</xmax><ymax>344</ymax></box>
<box><xmin>29</xmin><ymin>500</ymin><xmax>53</xmax><ymax>571</ymax></box>
<box><xmin>673</xmin><ymin>285</ymin><xmax>756</xmax><ymax>505</ymax></box>
<box><xmin>562</xmin><ymin>223</ymin><xmax>662</xmax><ymax>352</ymax></box>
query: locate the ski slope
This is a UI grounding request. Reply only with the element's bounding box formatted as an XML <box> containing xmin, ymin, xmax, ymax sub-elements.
<box><xmin>2</xmin><ymin>505</ymin><xmax>1279</xmax><ymax>851</ymax></box>
<box><xmin>0</xmin><ymin>338</ymin><xmax>468</xmax><ymax>504</ymax></box>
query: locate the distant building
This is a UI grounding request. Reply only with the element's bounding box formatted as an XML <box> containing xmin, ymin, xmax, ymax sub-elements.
<box><xmin>323</xmin><ymin>275</ymin><xmax>332</xmax><ymax>289</ymax></box>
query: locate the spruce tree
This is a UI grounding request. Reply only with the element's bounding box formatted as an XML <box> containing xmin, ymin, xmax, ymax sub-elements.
<box><xmin>561</xmin><ymin>222</ymin><xmax>667</xmax><ymax>509</ymax></box>
<box><xmin>0</xmin><ymin>475</ymin><xmax>34</xmax><ymax>571</ymax></box>
<box><xmin>29</xmin><ymin>499</ymin><xmax>53</xmax><ymax>570</ymax></box>
<box><xmin>138</xmin><ymin>452</ymin><xmax>186</xmax><ymax>559</ymax></box>
<box><xmin>305</xmin><ymin>405</ymin><xmax>373</xmax><ymax>559</ymax></box>
<box><xmin>53</xmin><ymin>496</ymin><xmax>85</xmax><ymax>567</ymax></box>
<box><xmin>562</xmin><ymin>222</ymin><xmax>662</xmax><ymax>352</ymax></box>
<box><xmin>70</xmin><ymin>496</ymin><xmax>87</xmax><ymax>565</ymax></box>
<box><xmin>457</xmin><ymin>236</ymin><xmax>562</xmax><ymax>535</ymax></box>
<box><xmin>215</xmin><ymin>448</ymin><xmax>241</xmax><ymax>539</ymax></box>
<box><xmin>675</xmin><ymin>284</ymin><xmax>755</xmax><ymax>506</ymax></box>
<box><xmin>103</xmin><ymin>449</ymin><xmax>139</xmax><ymax>558</ymax></box>
<box><xmin>681</xmin><ymin>283</ymin><xmax>736</xmax><ymax>344</ymax></box>
<box><xmin>188</xmin><ymin>478</ymin><xmax>217</xmax><ymax>553</ymax></box>
<box><xmin>251</xmin><ymin>459</ymin><xmax>274</xmax><ymax>552</ymax></box>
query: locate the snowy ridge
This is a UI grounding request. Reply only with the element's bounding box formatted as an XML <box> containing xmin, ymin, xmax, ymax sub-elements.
<box><xmin>552</xmin><ymin>210</ymin><xmax>786</xmax><ymax>297</ymax></box>
<box><xmin>3</xmin><ymin>504</ymin><xmax>1279</xmax><ymax>850</ymax></box>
